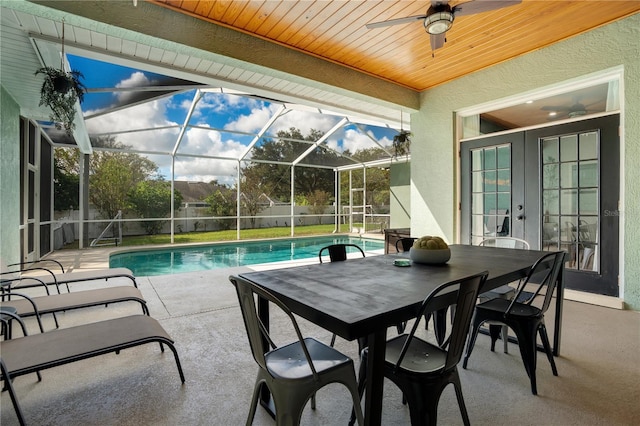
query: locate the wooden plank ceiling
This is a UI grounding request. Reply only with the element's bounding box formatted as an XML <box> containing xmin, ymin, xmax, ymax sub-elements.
<box><xmin>152</xmin><ymin>0</ymin><xmax>640</xmax><ymax>91</ymax></box>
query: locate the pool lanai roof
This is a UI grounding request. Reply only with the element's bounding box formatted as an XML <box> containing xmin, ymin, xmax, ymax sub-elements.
<box><xmin>44</xmin><ymin>54</ymin><xmax>409</xmax><ymax>184</ymax></box>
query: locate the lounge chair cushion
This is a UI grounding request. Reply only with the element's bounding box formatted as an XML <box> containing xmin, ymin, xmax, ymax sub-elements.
<box><xmin>1</xmin><ymin>315</ymin><xmax>180</xmax><ymax>378</ymax></box>
<box><xmin>1</xmin><ymin>286</ymin><xmax>147</xmax><ymax>317</ymax></box>
<box><xmin>20</xmin><ymin>267</ymin><xmax>136</xmax><ymax>287</ymax></box>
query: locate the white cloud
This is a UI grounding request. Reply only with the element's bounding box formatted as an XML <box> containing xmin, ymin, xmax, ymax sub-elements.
<box><xmin>170</xmin><ymin>127</ymin><xmax>247</xmax><ymax>182</ymax></box>
<box><xmin>178</xmin><ymin>127</ymin><xmax>247</xmax><ymax>158</ymax></box>
<box><xmin>269</xmin><ymin>109</ymin><xmax>338</xmax><ymax>136</ymax></box>
<box><xmin>173</xmin><ymin>156</ymin><xmax>238</xmax><ymax>185</ymax></box>
<box><xmin>114</xmin><ymin>72</ymin><xmax>153</xmax><ymax>104</ymax></box>
<box><xmin>224</xmin><ymin>103</ymin><xmax>279</xmax><ymax>133</ymax></box>
<box><xmin>85</xmin><ymin>99</ymin><xmax>179</xmax><ymax>153</ymax></box>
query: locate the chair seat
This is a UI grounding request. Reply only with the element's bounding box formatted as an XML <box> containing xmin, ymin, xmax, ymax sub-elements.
<box><xmin>1</xmin><ymin>286</ymin><xmax>147</xmax><ymax>317</ymax></box>
<box><xmin>480</xmin><ymin>284</ymin><xmax>515</xmax><ymax>298</ymax></box>
<box><xmin>476</xmin><ymin>298</ymin><xmax>542</xmax><ymax>318</ymax></box>
<box><xmin>266</xmin><ymin>337</ymin><xmax>352</xmax><ymax>380</ymax></box>
<box><xmin>383</xmin><ymin>334</ymin><xmax>447</xmax><ymax>375</ymax></box>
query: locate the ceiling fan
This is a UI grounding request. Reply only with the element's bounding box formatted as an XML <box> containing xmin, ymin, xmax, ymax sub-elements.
<box><xmin>366</xmin><ymin>0</ymin><xmax>522</xmax><ymax>51</ymax></box>
<box><xmin>541</xmin><ymin>100</ymin><xmax>600</xmax><ymax>119</ymax></box>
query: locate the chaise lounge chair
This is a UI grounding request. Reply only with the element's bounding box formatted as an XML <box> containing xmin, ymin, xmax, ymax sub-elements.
<box><xmin>1</xmin><ymin>275</ymin><xmax>148</xmax><ymax>330</ymax></box>
<box><xmin>0</xmin><ymin>313</ymin><xmax>185</xmax><ymax>425</ymax></box>
<box><xmin>1</xmin><ymin>258</ymin><xmax>138</xmax><ymax>293</ymax></box>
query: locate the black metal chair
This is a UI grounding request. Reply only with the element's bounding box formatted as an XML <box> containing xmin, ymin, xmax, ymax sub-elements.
<box><xmin>351</xmin><ymin>271</ymin><xmax>488</xmax><ymax>426</ymax></box>
<box><xmin>318</xmin><ymin>244</ymin><xmax>366</xmax><ymax>346</ymax></box>
<box><xmin>229</xmin><ymin>275</ymin><xmax>364</xmax><ymax>426</ymax></box>
<box><xmin>477</xmin><ymin>237</ymin><xmax>531</xmax><ymax>353</ymax></box>
<box><xmin>395</xmin><ymin>237</ymin><xmax>416</xmax><ymax>253</ymax></box>
<box><xmin>318</xmin><ymin>243</ymin><xmax>365</xmax><ymax>263</ymax></box>
<box><xmin>463</xmin><ymin>251</ymin><xmax>565</xmax><ymax>395</ymax></box>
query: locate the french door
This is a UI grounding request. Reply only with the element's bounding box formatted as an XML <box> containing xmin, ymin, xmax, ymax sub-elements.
<box><xmin>19</xmin><ymin>118</ymin><xmax>38</xmax><ymax>262</ymax></box>
<box><xmin>461</xmin><ymin>115</ymin><xmax>620</xmax><ymax>296</ymax></box>
<box><xmin>19</xmin><ymin>118</ymin><xmax>55</xmax><ymax>262</ymax></box>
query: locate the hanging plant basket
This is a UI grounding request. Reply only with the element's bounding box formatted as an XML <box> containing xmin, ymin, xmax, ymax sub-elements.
<box><xmin>35</xmin><ymin>66</ymin><xmax>86</xmax><ymax>135</ymax></box>
<box><xmin>393</xmin><ymin>130</ymin><xmax>412</xmax><ymax>158</ymax></box>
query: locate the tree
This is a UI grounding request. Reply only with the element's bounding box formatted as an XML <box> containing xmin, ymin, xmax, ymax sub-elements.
<box><xmin>306</xmin><ymin>190</ymin><xmax>332</xmax><ymax>224</ymax></box>
<box><xmin>53</xmin><ymin>156</ymin><xmax>79</xmax><ymax>211</ymax></box>
<box><xmin>88</xmin><ymin>136</ymin><xmax>160</xmax><ymax>219</ymax></box>
<box><xmin>53</xmin><ymin>137</ymin><xmax>161</xmax><ymax>219</ymax></box>
<box><xmin>128</xmin><ymin>180</ymin><xmax>183</xmax><ymax>235</ymax></box>
<box><xmin>239</xmin><ymin>170</ymin><xmax>266</xmax><ymax>228</ymax></box>
<box><xmin>243</xmin><ymin>128</ymin><xmax>338</xmax><ymax>200</ymax></box>
<box><xmin>339</xmin><ymin>147</ymin><xmax>390</xmax><ymax>208</ymax></box>
<box><xmin>205</xmin><ymin>187</ymin><xmax>237</xmax><ymax>230</ymax></box>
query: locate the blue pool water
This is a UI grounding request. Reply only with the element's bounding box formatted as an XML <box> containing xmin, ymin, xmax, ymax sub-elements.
<box><xmin>109</xmin><ymin>236</ymin><xmax>385</xmax><ymax>276</ymax></box>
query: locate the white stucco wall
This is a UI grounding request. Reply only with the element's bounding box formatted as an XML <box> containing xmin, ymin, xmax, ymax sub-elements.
<box><xmin>0</xmin><ymin>86</ymin><xmax>21</xmax><ymax>266</ymax></box>
<box><xmin>411</xmin><ymin>14</ymin><xmax>640</xmax><ymax>309</ymax></box>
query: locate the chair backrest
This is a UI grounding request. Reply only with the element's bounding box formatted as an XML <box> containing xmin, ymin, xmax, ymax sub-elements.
<box><xmin>0</xmin><ymin>258</ymin><xmax>20</xmax><ymax>281</ymax></box>
<box><xmin>395</xmin><ymin>237</ymin><xmax>416</xmax><ymax>253</ymax></box>
<box><xmin>395</xmin><ymin>271</ymin><xmax>488</xmax><ymax>373</ymax></box>
<box><xmin>228</xmin><ymin>275</ymin><xmax>319</xmax><ymax>379</ymax></box>
<box><xmin>508</xmin><ymin>251</ymin><xmax>565</xmax><ymax>315</ymax></box>
<box><xmin>0</xmin><ymin>309</ymin><xmax>29</xmax><ymax>338</ymax></box>
<box><xmin>486</xmin><ymin>209</ymin><xmax>509</xmax><ymax>235</ymax></box>
<box><xmin>478</xmin><ymin>237</ymin><xmax>530</xmax><ymax>250</ymax></box>
<box><xmin>318</xmin><ymin>244</ymin><xmax>365</xmax><ymax>263</ymax></box>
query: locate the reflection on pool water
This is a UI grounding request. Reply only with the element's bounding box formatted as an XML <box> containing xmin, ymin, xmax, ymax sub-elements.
<box><xmin>109</xmin><ymin>236</ymin><xmax>385</xmax><ymax>276</ymax></box>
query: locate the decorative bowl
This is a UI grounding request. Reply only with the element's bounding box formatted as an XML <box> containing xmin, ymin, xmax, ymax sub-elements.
<box><xmin>409</xmin><ymin>247</ymin><xmax>451</xmax><ymax>265</ymax></box>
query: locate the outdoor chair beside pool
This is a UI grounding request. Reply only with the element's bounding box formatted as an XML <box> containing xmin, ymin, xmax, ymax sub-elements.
<box><xmin>1</xmin><ymin>257</ymin><xmax>137</xmax><ymax>293</ymax></box>
<box><xmin>1</xmin><ymin>275</ymin><xmax>149</xmax><ymax>330</ymax></box>
<box><xmin>0</xmin><ymin>312</ymin><xmax>185</xmax><ymax>425</ymax></box>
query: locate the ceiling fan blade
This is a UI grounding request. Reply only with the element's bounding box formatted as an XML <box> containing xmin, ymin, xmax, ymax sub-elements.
<box><xmin>366</xmin><ymin>14</ymin><xmax>427</xmax><ymax>29</ymax></box>
<box><xmin>454</xmin><ymin>0</ymin><xmax>522</xmax><ymax>17</ymax></box>
<box><xmin>430</xmin><ymin>33</ymin><xmax>446</xmax><ymax>51</ymax></box>
<box><xmin>541</xmin><ymin>105</ymin><xmax>572</xmax><ymax>111</ymax></box>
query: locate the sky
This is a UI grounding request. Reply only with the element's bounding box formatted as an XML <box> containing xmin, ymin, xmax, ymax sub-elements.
<box><xmin>68</xmin><ymin>54</ymin><xmax>398</xmax><ymax>185</ymax></box>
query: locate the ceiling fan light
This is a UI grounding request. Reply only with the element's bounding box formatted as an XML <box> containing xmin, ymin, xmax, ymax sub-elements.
<box><xmin>568</xmin><ymin>110</ymin><xmax>586</xmax><ymax>118</ymax></box>
<box><xmin>424</xmin><ymin>11</ymin><xmax>454</xmax><ymax>35</ymax></box>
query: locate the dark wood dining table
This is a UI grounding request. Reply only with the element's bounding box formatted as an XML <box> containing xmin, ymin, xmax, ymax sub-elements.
<box><xmin>238</xmin><ymin>244</ymin><xmax>564</xmax><ymax>426</ymax></box>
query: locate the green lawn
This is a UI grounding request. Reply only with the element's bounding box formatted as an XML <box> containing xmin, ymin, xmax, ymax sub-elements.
<box><xmin>69</xmin><ymin>224</ymin><xmax>343</xmax><ymax>248</ymax></box>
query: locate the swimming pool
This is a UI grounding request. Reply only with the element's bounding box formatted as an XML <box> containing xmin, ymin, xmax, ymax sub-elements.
<box><xmin>109</xmin><ymin>236</ymin><xmax>385</xmax><ymax>276</ymax></box>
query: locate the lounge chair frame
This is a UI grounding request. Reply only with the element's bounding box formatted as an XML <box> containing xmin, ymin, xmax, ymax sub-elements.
<box><xmin>3</xmin><ymin>258</ymin><xmax>137</xmax><ymax>293</ymax></box>
<box><xmin>0</xmin><ymin>313</ymin><xmax>185</xmax><ymax>425</ymax></box>
<box><xmin>1</xmin><ymin>276</ymin><xmax>148</xmax><ymax>330</ymax></box>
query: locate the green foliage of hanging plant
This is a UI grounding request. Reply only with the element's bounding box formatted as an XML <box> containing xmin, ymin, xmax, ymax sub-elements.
<box><xmin>393</xmin><ymin>130</ymin><xmax>412</xmax><ymax>157</ymax></box>
<box><xmin>35</xmin><ymin>66</ymin><xmax>86</xmax><ymax>135</ymax></box>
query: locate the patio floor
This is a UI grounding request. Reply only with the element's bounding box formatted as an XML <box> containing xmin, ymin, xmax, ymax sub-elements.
<box><xmin>1</xmin><ymin>248</ymin><xmax>639</xmax><ymax>425</ymax></box>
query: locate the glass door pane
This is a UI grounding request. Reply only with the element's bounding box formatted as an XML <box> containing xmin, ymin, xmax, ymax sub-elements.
<box><xmin>541</xmin><ymin>131</ymin><xmax>599</xmax><ymax>272</ymax></box>
<box><xmin>470</xmin><ymin>144</ymin><xmax>511</xmax><ymax>245</ymax></box>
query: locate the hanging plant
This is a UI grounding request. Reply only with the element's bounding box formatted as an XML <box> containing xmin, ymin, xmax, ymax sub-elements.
<box><xmin>393</xmin><ymin>129</ymin><xmax>412</xmax><ymax>158</ymax></box>
<box><xmin>34</xmin><ymin>19</ymin><xmax>85</xmax><ymax>135</ymax></box>
<box><xmin>35</xmin><ymin>67</ymin><xmax>85</xmax><ymax>134</ymax></box>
